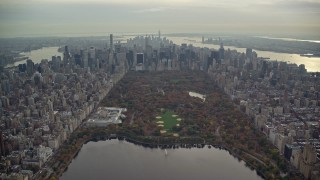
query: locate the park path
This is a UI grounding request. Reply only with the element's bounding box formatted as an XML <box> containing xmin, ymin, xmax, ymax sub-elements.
<box><xmin>130</xmin><ymin>112</ymin><xmax>136</xmax><ymax>125</ymax></box>
<box><xmin>215</xmin><ymin>126</ymin><xmax>222</xmax><ymax>141</ymax></box>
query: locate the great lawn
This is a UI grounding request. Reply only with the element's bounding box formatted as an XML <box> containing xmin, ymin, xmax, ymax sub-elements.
<box><xmin>156</xmin><ymin>110</ymin><xmax>181</xmax><ymax>133</ymax></box>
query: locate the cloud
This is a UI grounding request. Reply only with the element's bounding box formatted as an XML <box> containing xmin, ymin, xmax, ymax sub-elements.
<box><xmin>0</xmin><ymin>0</ymin><xmax>319</xmax><ymax>37</ymax></box>
<box><xmin>133</xmin><ymin>7</ymin><xmax>168</xmax><ymax>13</ymax></box>
<box><xmin>252</xmin><ymin>0</ymin><xmax>320</xmax><ymax>9</ymax></box>
<box><xmin>0</xmin><ymin>0</ymin><xmax>192</xmax><ymax>6</ymax></box>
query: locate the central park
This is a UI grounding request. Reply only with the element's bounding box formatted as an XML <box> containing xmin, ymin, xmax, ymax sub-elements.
<box><xmin>46</xmin><ymin>71</ymin><xmax>292</xmax><ymax>179</ymax></box>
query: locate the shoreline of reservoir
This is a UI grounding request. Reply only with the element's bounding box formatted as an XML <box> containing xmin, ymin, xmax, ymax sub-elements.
<box><xmin>58</xmin><ymin>135</ymin><xmax>265</xmax><ymax>180</ymax></box>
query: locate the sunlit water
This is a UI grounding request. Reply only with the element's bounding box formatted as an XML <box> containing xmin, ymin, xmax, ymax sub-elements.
<box><xmin>254</xmin><ymin>36</ymin><xmax>320</xmax><ymax>44</ymax></box>
<box><xmin>6</xmin><ymin>47</ymin><xmax>63</xmax><ymax>67</ymax></box>
<box><xmin>61</xmin><ymin>140</ymin><xmax>262</xmax><ymax>180</ymax></box>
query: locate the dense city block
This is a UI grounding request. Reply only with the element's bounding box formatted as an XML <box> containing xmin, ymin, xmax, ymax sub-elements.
<box><xmin>0</xmin><ymin>34</ymin><xmax>319</xmax><ymax>179</ymax></box>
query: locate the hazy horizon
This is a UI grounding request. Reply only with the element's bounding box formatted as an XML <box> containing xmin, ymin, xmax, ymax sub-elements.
<box><xmin>0</xmin><ymin>0</ymin><xmax>320</xmax><ymax>38</ymax></box>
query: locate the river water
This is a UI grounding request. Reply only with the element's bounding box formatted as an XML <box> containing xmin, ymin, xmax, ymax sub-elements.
<box><xmin>61</xmin><ymin>140</ymin><xmax>262</xmax><ymax>180</ymax></box>
<box><xmin>254</xmin><ymin>36</ymin><xmax>320</xmax><ymax>44</ymax></box>
<box><xmin>168</xmin><ymin>37</ymin><xmax>320</xmax><ymax>72</ymax></box>
<box><xmin>6</xmin><ymin>47</ymin><xmax>63</xmax><ymax>67</ymax></box>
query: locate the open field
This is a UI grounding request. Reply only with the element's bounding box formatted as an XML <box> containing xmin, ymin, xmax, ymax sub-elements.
<box><xmin>158</xmin><ymin>110</ymin><xmax>180</xmax><ymax>133</ymax></box>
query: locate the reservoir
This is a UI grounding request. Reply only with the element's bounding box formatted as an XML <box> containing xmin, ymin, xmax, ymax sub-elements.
<box><xmin>61</xmin><ymin>140</ymin><xmax>262</xmax><ymax>180</ymax></box>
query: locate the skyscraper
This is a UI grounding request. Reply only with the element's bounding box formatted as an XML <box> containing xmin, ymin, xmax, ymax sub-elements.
<box><xmin>145</xmin><ymin>35</ymin><xmax>149</xmax><ymax>50</ymax></box>
<box><xmin>18</xmin><ymin>64</ymin><xmax>26</xmax><ymax>72</ymax></box>
<box><xmin>51</xmin><ymin>56</ymin><xmax>61</xmax><ymax>72</ymax></box>
<box><xmin>0</xmin><ymin>130</ymin><xmax>4</xmax><ymax>156</ymax></box>
<box><xmin>81</xmin><ymin>50</ymin><xmax>88</xmax><ymax>68</ymax></box>
<box><xmin>126</xmin><ymin>50</ymin><xmax>134</xmax><ymax>68</ymax></box>
<box><xmin>137</xmin><ymin>53</ymin><xmax>144</xmax><ymax>64</ymax></box>
<box><xmin>63</xmin><ymin>45</ymin><xmax>70</xmax><ymax>62</ymax></box>
<box><xmin>1</xmin><ymin>80</ymin><xmax>10</xmax><ymax>95</ymax></box>
<box><xmin>246</xmin><ymin>48</ymin><xmax>253</xmax><ymax>61</ymax></box>
<box><xmin>88</xmin><ymin>47</ymin><xmax>96</xmax><ymax>69</ymax></box>
<box><xmin>219</xmin><ymin>42</ymin><xmax>224</xmax><ymax>61</ymax></box>
<box><xmin>110</xmin><ymin>34</ymin><xmax>114</xmax><ymax>51</ymax></box>
<box><xmin>26</xmin><ymin>59</ymin><xmax>34</xmax><ymax>75</ymax></box>
<box><xmin>74</xmin><ymin>54</ymin><xmax>81</xmax><ymax>66</ymax></box>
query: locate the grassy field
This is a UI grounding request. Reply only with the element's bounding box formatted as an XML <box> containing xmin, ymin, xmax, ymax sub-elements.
<box><xmin>169</xmin><ymin>79</ymin><xmax>184</xmax><ymax>84</ymax></box>
<box><xmin>158</xmin><ymin>110</ymin><xmax>180</xmax><ymax>132</ymax></box>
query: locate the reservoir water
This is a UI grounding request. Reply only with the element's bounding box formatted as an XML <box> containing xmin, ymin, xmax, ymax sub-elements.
<box><xmin>61</xmin><ymin>140</ymin><xmax>262</xmax><ymax>180</ymax></box>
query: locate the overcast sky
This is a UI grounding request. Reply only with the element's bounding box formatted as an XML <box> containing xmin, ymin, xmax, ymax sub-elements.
<box><xmin>0</xmin><ymin>0</ymin><xmax>319</xmax><ymax>37</ymax></box>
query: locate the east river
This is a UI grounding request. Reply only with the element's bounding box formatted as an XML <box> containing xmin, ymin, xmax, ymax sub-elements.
<box><xmin>60</xmin><ymin>140</ymin><xmax>262</xmax><ymax>180</ymax></box>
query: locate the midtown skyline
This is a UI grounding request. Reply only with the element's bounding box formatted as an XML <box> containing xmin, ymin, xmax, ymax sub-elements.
<box><xmin>0</xmin><ymin>0</ymin><xmax>320</xmax><ymax>37</ymax></box>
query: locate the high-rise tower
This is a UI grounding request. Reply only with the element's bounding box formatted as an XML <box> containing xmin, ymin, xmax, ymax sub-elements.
<box><xmin>26</xmin><ymin>59</ymin><xmax>34</xmax><ymax>75</ymax></box>
<box><xmin>0</xmin><ymin>130</ymin><xmax>5</xmax><ymax>156</ymax></box>
<box><xmin>63</xmin><ymin>45</ymin><xmax>70</xmax><ymax>62</ymax></box>
<box><xmin>219</xmin><ymin>38</ymin><xmax>225</xmax><ymax>60</ymax></box>
<box><xmin>110</xmin><ymin>34</ymin><xmax>114</xmax><ymax>51</ymax></box>
<box><xmin>246</xmin><ymin>48</ymin><xmax>253</xmax><ymax>61</ymax></box>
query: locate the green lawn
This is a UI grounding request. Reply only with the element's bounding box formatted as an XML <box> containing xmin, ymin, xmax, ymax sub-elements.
<box><xmin>160</xmin><ymin>111</ymin><xmax>179</xmax><ymax>132</ymax></box>
<box><xmin>170</xmin><ymin>79</ymin><xmax>181</xmax><ymax>83</ymax></box>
